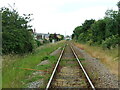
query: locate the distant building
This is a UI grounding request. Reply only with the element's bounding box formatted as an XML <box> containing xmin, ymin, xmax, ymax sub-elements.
<box><xmin>65</xmin><ymin>35</ymin><xmax>71</xmax><ymax>40</ymax></box>
<box><xmin>57</xmin><ymin>34</ymin><xmax>62</xmax><ymax>39</ymax></box>
<box><xmin>44</xmin><ymin>34</ymin><xmax>50</xmax><ymax>40</ymax></box>
<box><xmin>33</xmin><ymin>31</ymin><xmax>64</xmax><ymax>44</ymax></box>
<box><xmin>34</xmin><ymin>32</ymin><xmax>50</xmax><ymax>41</ymax></box>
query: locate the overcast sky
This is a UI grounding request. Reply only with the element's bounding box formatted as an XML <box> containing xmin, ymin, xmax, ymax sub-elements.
<box><xmin>0</xmin><ymin>0</ymin><xmax>119</xmax><ymax>35</ymax></box>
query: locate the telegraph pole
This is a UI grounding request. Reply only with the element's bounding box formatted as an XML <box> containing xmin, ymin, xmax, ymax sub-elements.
<box><xmin>64</xmin><ymin>31</ymin><xmax>66</xmax><ymax>40</ymax></box>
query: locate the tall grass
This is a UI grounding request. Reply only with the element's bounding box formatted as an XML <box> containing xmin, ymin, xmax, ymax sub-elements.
<box><xmin>2</xmin><ymin>41</ymin><xmax>65</xmax><ymax>88</ymax></box>
<box><xmin>74</xmin><ymin>42</ymin><xmax>118</xmax><ymax>76</ymax></box>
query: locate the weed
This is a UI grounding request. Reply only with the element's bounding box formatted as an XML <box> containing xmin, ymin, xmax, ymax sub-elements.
<box><xmin>2</xmin><ymin>40</ymin><xmax>65</xmax><ymax>88</ymax></box>
<box><xmin>74</xmin><ymin>42</ymin><xmax>118</xmax><ymax>76</ymax></box>
<box><xmin>79</xmin><ymin>58</ymin><xmax>85</xmax><ymax>61</ymax></box>
<box><xmin>41</xmin><ymin>56</ymin><xmax>49</xmax><ymax>61</ymax></box>
<box><xmin>60</xmin><ymin>59</ymin><xmax>78</xmax><ymax>67</ymax></box>
<box><xmin>23</xmin><ymin>75</ymin><xmax>44</xmax><ymax>84</ymax></box>
<box><xmin>35</xmin><ymin>64</ymin><xmax>51</xmax><ymax>70</ymax></box>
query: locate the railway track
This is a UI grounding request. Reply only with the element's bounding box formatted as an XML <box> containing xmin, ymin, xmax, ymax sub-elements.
<box><xmin>46</xmin><ymin>44</ymin><xmax>95</xmax><ymax>90</ymax></box>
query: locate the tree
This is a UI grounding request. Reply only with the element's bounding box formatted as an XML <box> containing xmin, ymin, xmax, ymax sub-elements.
<box><xmin>72</xmin><ymin>2</ymin><xmax>119</xmax><ymax>49</ymax></box>
<box><xmin>1</xmin><ymin>7</ymin><xmax>34</xmax><ymax>54</ymax></box>
<box><xmin>91</xmin><ymin>19</ymin><xmax>106</xmax><ymax>44</ymax></box>
<box><xmin>117</xmin><ymin>1</ymin><xmax>120</xmax><ymax>12</ymax></box>
<box><xmin>73</xmin><ymin>19</ymin><xmax>95</xmax><ymax>42</ymax></box>
<box><xmin>81</xmin><ymin>19</ymin><xmax>95</xmax><ymax>32</ymax></box>
<box><xmin>73</xmin><ymin>26</ymin><xmax>82</xmax><ymax>40</ymax></box>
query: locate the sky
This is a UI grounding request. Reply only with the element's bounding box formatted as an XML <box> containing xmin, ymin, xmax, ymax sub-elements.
<box><xmin>0</xmin><ymin>0</ymin><xmax>119</xmax><ymax>36</ymax></box>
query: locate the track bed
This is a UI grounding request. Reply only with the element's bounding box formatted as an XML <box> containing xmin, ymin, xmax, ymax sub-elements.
<box><xmin>50</xmin><ymin>45</ymin><xmax>91</xmax><ymax>89</ymax></box>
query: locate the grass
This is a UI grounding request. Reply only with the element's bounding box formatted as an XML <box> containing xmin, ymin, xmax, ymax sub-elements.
<box><xmin>2</xmin><ymin>40</ymin><xmax>65</xmax><ymax>88</ymax></box>
<box><xmin>60</xmin><ymin>59</ymin><xmax>77</xmax><ymax>67</ymax></box>
<box><xmin>22</xmin><ymin>75</ymin><xmax>44</xmax><ymax>84</ymax></box>
<box><xmin>34</xmin><ymin>64</ymin><xmax>51</xmax><ymax>70</ymax></box>
<box><xmin>59</xmin><ymin>58</ymin><xmax>85</xmax><ymax>67</ymax></box>
<box><xmin>79</xmin><ymin>58</ymin><xmax>85</xmax><ymax>61</ymax></box>
<box><xmin>74</xmin><ymin>42</ymin><xmax>118</xmax><ymax>76</ymax></box>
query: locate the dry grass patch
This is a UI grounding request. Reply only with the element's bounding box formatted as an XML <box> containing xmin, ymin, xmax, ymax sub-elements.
<box><xmin>74</xmin><ymin>42</ymin><xmax>118</xmax><ymax>76</ymax></box>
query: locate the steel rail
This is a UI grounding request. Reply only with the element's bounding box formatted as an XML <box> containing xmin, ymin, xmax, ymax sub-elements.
<box><xmin>45</xmin><ymin>44</ymin><xmax>95</xmax><ymax>90</ymax></box>
<box><xmin>46</xmin><ymin>46</ymin><xmax>65</xmax><ymax>90</ymax></box>
<box><xmin>70</xmin><ymin>46</ymin><xmax>95</xmax><ymax>90</ymax></box>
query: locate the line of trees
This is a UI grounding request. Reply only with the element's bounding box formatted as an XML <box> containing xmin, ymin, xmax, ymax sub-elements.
<box><xmin>72</xmin><ymin>2</ymin><xmax>120</xmax><ymax>49</ymax></box>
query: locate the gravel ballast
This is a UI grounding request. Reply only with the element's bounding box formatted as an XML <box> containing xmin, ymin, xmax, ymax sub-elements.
<box><xmin>73</xmin><ymin>45</ymin><xmax>118</xmax><ymax>88</ymax></box>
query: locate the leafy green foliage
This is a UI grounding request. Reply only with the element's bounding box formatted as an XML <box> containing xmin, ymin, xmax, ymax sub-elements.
<box><xmin>91</xmin><ymin>19</ymin><xmax>106</xmax><ymax>44</ymax></box>
<box><xmin>117</xmin><ymin>1</ymin><xmax>120</xmax><ymax>9</ymax></box>
<box><xmin>35</xmin><ymin>40</ymin><xmax>42</xmax><ymax>47</ymax></box>
<box><xmin>1</xmin><ymin>7</ymin><xmax>35</xmax><ymax>54</ymax></box>
<box><xmin>102</xmin><ymin>35</ymin><xmax>119</xmax><ymax>49</ymax></box>
<box><xmin>72</xmin><ymin>19</ymin><xmax>95</xmax><ymax>42</ymax></box>
<box><xmin>73</xmin><ymin>4</ymin><xmax>119</xmax><ymax>49</ymax></box>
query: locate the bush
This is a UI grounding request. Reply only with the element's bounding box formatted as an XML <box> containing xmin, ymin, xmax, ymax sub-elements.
<box><xmin>35</xmin><ymin>40</ymin><xmax>42</xmax><ymax>47</ymax></box>
<box><xmin>1</xmin><ymin>7</ymin><xmax>34</xmax><ymax>54</ymax></box>
<box><xmin>102</xmin><ymin>35</ymin><xmax>119</xmax><ymax>49</ymax></box>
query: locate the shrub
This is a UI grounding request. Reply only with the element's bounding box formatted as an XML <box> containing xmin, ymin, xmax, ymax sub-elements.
<box><xmin>102</xmin><ymin>35</ymin><xmax>119</xmax><ymax>49</ymax></box>
<box><xmin>1</xmin><ymin>7</ymin><xmax>34</xmax><ymax>54</ymax></box>
<box><xmin>35</xmin><ymin>40</ymin><xmax>42</xmax><ymax>47</ymax></box>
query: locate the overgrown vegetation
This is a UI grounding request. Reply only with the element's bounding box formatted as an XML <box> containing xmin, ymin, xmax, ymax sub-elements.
<box><xmin>1</xmin><ymin>7</ymin><xmax>36</xmax><ymax>54</ymax></box>
<box><xmin>74</xmin><ymin>42</ymin><xmax>118</xmax><ymax>75</ymax></box>
<box><xmin>72</xmin><ymin>2</ymin><xmax>120</xmax><ymax>49</ymax></box>
<box><xmin>1</xmin><ymin>5</ymin><xmax>65</xmax><ymax>88</ymax></box>
<box><xmin>2</xmin><ymin>41</ymin><xmax>65</xmax><ymax>88</ymax></box>
<box><xmin>72</xmin><ymin>2</ymin><xmax>119</xmax><ymax>76</ymax></box>
<box><xmin>35</xmin><ymin>39</ymin><xmax>42</xmax><ymax>47</ymax></box>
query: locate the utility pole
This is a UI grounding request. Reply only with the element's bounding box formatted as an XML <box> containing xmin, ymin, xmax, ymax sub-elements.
<box><xmin>64</xmin><ymin>31</ymin><xmax>66</xmax><ymax>40</ymax></box>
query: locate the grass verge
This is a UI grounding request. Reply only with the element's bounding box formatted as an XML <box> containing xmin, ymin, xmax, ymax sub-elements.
<box><xmin>74</xmin><ymin>42</ymin><xmax>118</xmax><ymax>76</ymax></box>
<box><xmin>2</xmin><ymin>40</ymin><xmax>65</xmax><ymax>88</ymax></box>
